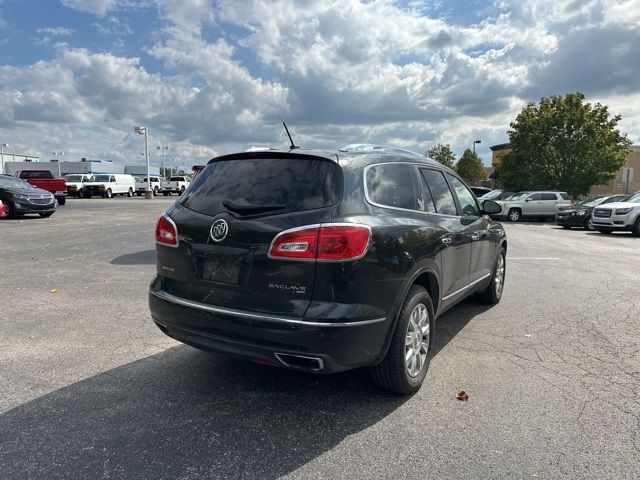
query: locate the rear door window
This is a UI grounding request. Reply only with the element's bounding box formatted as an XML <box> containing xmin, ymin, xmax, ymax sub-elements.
<box><xmin>365</xmin><ymin>163</ymin><xmax>425</xmax><ymax>211</ymax></box>
<box><xmin>180</xmin><ymin>156</ymin><xmax>342</xmax><ymax>216</ymax></box>
<box><xmin>541</xmin><ymin>193</ymin><xmax>558</xmax><ymax>200</ymax></box>
<box><xmin>419</xmin><ymin>168</ymin><xmax>458</xmax><ymax>216</ymax></box>
<box><xmin>529</xmin><ymin>193</ymin><xmax>543</xmax><ymax>200</ymax></box>
<box><xmin>559</xmin><ymin>192</ymin><xmax>571</xmax><ymax>200</ymax></box>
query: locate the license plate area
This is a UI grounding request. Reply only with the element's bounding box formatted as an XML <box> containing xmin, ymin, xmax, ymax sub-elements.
<box><xmin>191</xmin><ymin>245</ymin><xmax>253</xmax><ymax>285</ymax></box>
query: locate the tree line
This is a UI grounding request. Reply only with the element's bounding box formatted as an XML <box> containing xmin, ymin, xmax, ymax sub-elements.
<box><xmin>426</xmin><ymin>92</ymin><xmax>632</xmax><ymax>196</ymax></box>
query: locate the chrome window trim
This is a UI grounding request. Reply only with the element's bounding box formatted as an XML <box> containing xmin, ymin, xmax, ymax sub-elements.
<box><xmin>150</xmin><ymin>289</ymin><xmax>386</xmax><ymax>327</ymax></box>
<box><xmin>441</xmin><ymin>273</ymin><xmax>492</xmax><ymax>302</ymax></box>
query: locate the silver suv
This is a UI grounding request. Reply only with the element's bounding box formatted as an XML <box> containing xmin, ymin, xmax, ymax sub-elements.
<box><xmin>497</xmin><ymin>191</ymin><xmax>572</xmax><ymax>222</ymax></box>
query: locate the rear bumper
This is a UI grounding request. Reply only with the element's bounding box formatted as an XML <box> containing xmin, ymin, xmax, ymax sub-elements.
<box><xmin>148</xmin><ymin>279</ymin><xmax>390</xmax><ymax>373</ymax></box>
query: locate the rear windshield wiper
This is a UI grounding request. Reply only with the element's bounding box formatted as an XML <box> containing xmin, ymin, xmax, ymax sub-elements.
<box><xmin>222</xmin><ymin>199</ymin><xmax>286</xmax><ymax>215</ymax></box>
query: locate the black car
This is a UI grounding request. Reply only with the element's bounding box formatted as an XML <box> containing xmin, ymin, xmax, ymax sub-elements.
<box><xmin>555</xmin><ymin>195</ymin><xmax>626</xmax><ymax>230</ymax></box>
<box><xmin>470</xmin><ymin>186</ymin><xmax>491</xmax><ymax>197</ymax></box>
<box><xmin>0</xmin><ymin>175</ymin><xmax>56</xmax><ymax>218</ymax></box>
<box><xmin>149</xmin><ymin>146</ymin><xmax>506</xmax><ymax>394</ymax></box>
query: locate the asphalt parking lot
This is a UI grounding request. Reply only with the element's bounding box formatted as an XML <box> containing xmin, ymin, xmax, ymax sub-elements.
<box><xmin>1</xmin><ymin>198</ymin><xmax>639</xmax><ymax>480</ymax></box>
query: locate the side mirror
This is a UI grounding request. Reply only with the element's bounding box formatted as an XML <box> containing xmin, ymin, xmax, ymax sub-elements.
<box><xmin>481</xmin><ymin>199</ymin><xmax>502</xmax><ymax>215</ymax></box>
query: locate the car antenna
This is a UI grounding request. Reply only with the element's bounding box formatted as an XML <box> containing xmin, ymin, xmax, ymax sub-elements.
<box><xmin>283</xmin><ymin>122</ymin><xmax>299</xmax><ymax>150</ymax></box>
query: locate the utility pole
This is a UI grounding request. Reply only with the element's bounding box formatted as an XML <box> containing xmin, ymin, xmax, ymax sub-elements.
<box><xmin>134</xmin><ymin>126</ymin><xmax>151</xmax><ymax>199</ymax></box>
<box><xmin>52</xmin><ymin>151</ymin><xmax>64</xmax><ymax>177</ymax></box>
<box><xmin>157</xmin><ymin>146</ymin><xmax>168</xmax><ymax>178</ymax></box>
<box><xmin>0</xmin><ymin>143</ymin><xmax>8</xmax><ymax>174</ymax></box>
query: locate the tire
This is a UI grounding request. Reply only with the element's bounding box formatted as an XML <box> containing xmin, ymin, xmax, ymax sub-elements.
<box><xmin>562</xmin><ymin>225</ymin><xmax>571</xmax><ymax>229</ymax></box>
<box><xmin>597</xmin><ymin>228</ymin><xmax>612</xmax><ymax>234</ymax></box>
<box><xmin>57</xmin><ymin>196</ymin><xmax>66</xmax><ymax>206</ymax></box>
<box><xmin>370</xmin><ymin>286</ymin><xmax>434</xmax><ymax>395</ymax></box>
<box><xmin>584</xmin><ymin>217</ymin><xmax>594</xmax><ymax>231</ymax></box>
<box><xmin>84</xmin><ymin>194</ymin><xmax>92</xmax><ymax>199</ymax></box>
<box><xmin>477</xmin><ymin>248</ymin><xmax>506</xmax><ymax>304</ymax></box>
<box><xmin>77</xmin><ymin>190</ymin><xmax>83</xmax><ymax>199</ymax></box>
<box><xmin>508</xmin><ymin>208</ymin><xmax>521</xmax><ymax>222</ymax></box>
<box><xmin>632</xmin><ymin>217</ymin><xmax>640</xmax><ymax>237</ymax></box>
<box><xmin>6</xmin><ymin>202</ymin><xmax>23</xmax><ymax>219</ymax></box>
<box><xmin>39</xmin><ymin>212</ymin><xmax>54</xmax><ymax>218</ymax></box>
<box><xmin>126</xmin><ymin>188</ymin><xmax>132</xmax><ymax>197</ymax></box>
<box><xmin>153</xmin><ymin>187</ymin><xmax>159</xmax><ymax>196</ymax></box>
<box><xmin>136</xmin><ymin>192</ymin><xmax>142</xmax><ymax>196</ymax></box>
<box><xmin>163</xmin><ymin>192</ymin><xmax>169</xmax><ymax>196</ymax></box>
<box><xmin>105</xmin><ymin>188</ymin><xmax>113</xmax><ymax>199</ymax></box>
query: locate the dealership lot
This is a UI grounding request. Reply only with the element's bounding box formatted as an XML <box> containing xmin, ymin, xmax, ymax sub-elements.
<box><xmin>1</xmin><ymin>199</ymin><xmax>639</xmax><ymax>479</ymax></box>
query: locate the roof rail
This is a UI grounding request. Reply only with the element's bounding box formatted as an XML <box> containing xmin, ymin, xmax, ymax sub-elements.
<box><xmin>338</xmin><ymin>144</ymin><xmax>423</xmax><ymax>157</ymax></box>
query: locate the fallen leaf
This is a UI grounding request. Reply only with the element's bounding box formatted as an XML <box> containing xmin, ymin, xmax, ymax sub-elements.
<box><xmin>456</xmin><ymin>390</ymin><xmax>469</xmax><ymax>401</ymax></box>
<box><xmin>50</xmin><ymin>288</ymin><xmax>58</xmax><ymax>294</ymax></box>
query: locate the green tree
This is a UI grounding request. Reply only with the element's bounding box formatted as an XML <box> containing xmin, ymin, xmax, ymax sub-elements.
<box><xmin>426</xmin><ymin>143</ymin><xmax>456</xmax><ymax>169</ymax></box>
<box><xmin>455</xmin><ymin>149</ymin><xmax>486</xmax><ymax>183</ymax></box>
<box><xmin>497</xmin><ymin>92</ymin><xmax>632</xmax><ymax>196</ymax></box>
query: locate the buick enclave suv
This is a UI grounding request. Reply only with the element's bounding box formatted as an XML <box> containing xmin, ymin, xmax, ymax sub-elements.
<box><xmin>149</xmin><ymin>145</ymin><xmax>507</xmax><ymax>394</ymax></box>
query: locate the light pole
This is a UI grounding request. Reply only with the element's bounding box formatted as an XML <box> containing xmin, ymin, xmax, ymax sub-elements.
<box><xmin>52</xmin><ymin>151</ymin><xmax>64</xmax><ymax>177</ymax></box>
<box><xmin>472</xmin><ymin>140</ymin><xmax>481</xmax><ymax>154</ymax></box>
<box><xmin>0</xmin><ymin>143</ymin><xmax>8</xmax><ymax>174</ymax></box>
<box><xmin>134</xmin><ymin>126</ymin><xmax>152</xmax><ymax>199</ymax></box>
<box><xmin>157</xmin><ymin>145</ymin><xmax>168</xmax><ymax>179</ymax></box>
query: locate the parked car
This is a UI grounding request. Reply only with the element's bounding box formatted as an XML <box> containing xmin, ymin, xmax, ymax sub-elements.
<box><xmin>470</xmin><ymin>186</ymin><xmax>491</xmax><ymax>197</ymax></box>
<box><xmin>64</xmin><ymin>174</ymin><xmax>93</xmax><ymax>198</ymax></box>
<box><xmin>0</xmin><ymin>199</ymin><xmax>7</xmax><ymax>218</ymax></box>
<box><xmin>14</xmin><ymin>170</ymin><xmax>67</xmax><ymax>205</ymax></box>
<box><xmin>149</xmin><ymin>146</ymin><xmax>506</xmax><ymax>395</ymax></box>
<box><xmin>0</xmin><ymin>175</ymin><xmax>56</xmax><ymax>218</ymax></box>
<box><xmin>162</xmin><ymin>176</ymin><xmax>191</xmax><ymax>195</ymax></box>
<box><xmin>496</xmin><ymin>191</ymin><xmax>572</xmax><ymax>221</ymax></box>
<box><xmin>481</xmin><ymin>189</ymin><xmax>517</xmax><ymax>201</ymax></box>
<box><xmin>135</xmin><ymin>176</ymin><xmax>164</xmax><ymax>196</ymax></box>
<box><xmin>83</xmin><ymin>174</ymin><xmax>136</xmax><ymax>198</ymax></box>
<box><xmin>591</xmin><ymin>191</ymin><xmax>640</xmax><ymax>236</ymax></box>
<box><xmin>555</xmin><ymin>195</ymin><xmax>626</xmax><ymax>230</ymax></box>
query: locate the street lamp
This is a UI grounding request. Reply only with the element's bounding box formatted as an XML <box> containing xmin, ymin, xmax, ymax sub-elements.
<box><xmin>134</xmin><ymin>126</ymin><xmax>152</xmax><ymax>199</ymax></box>
<box><xmin>52</xmin><ymin>151</ymin><xmax>64</xmax><ymax>177</ymax></box>
<box><xmin>0</xmin><ymin>143</ymin><xmax>8</xmax><ymax>174</ymax></box>
<box><xmin>472</xmin><ymin>140</ymin><xmax>481</xmax><ymax>154</ymax></box>
<box><xmin>157</xmin><ymin>145</ymin><xmax>168</xmax><ymax>179</ymax></box>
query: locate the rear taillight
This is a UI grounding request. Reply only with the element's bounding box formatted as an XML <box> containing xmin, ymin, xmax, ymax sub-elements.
<box><xmin>155</xmin><ymin>214</ymin><xmax>178</xmax><ymax>247</ymax></box>
<box><xmin>269</xmin><ymin>224</ymin><xmax>371</xmax><ymax>261</ymax></box>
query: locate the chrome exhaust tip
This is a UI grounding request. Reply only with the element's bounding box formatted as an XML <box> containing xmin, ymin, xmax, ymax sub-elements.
<box><xmin>274</xmin><ymin>353</ymin><xmax>324</xmax><ymax>372</ymax></box>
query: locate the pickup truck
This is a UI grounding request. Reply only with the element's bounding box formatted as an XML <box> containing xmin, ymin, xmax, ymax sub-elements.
<box><xmin>162</xmin><ymin>176</ymin><xmax>190</xmax><ymax>195</ymax></box>
<box><xmin>15</xmin><ymin>170</ymin><xmax>67</xmax><ymax>205</ymax></box>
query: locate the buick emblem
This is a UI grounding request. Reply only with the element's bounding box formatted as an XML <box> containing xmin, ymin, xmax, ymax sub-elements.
<box><xmin>210</xmin><ymin>219</ymin><xmax>229</xmax><ymax>242</ymax></box>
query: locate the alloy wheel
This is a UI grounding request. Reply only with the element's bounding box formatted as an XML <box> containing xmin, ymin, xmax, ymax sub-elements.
<box><xmin>405</xmin><ymin>303</ymin><xmax>430</xmax><ymax>378</ymax></box>
<box><xmin>494</xmin><ymin>254</ymin><xmax>505</xmax><ymax>296</ymax></box>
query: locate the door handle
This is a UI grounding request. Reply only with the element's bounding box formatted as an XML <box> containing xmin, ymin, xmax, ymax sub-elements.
<box><xmin>441</xmin><ymin>235</ymin><xmax>453</xmax><ymax>246</ymax></box>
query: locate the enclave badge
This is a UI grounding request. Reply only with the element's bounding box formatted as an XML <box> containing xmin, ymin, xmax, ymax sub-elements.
<box><xmin>210</xmin><ymin>219</ymin><xmax>228</xmax><ymax>242</ymax></box>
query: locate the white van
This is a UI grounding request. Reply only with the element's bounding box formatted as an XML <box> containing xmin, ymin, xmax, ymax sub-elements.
<box><xmin>83</xmin><ymin>174</ymin><xmax>136</xmax><ymax>198</ymax></box>
<box><xmin>64</xmin><ymin>174</ymin><xmax>93</xmax><ymax>198</ymax></box>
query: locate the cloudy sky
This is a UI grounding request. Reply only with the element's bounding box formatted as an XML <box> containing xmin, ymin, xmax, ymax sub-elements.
<box><xmin>0</xmin><ymin>0</ymin><xmax>639</xmax><ymax>169</ymax></box>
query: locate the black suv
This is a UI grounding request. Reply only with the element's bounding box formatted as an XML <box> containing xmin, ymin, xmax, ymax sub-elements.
<box><xmin>149</xmin><ymin>146</ymin><xmax>506</xmax><ymax>394</ymax></box>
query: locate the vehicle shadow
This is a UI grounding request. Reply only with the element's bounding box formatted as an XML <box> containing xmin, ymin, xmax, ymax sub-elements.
<box><xmin>432</xmin><ymin>298</ymin><xmax>494</xmax><ymax>357</ymax></box>
<box><xmin>0</xmin><ymin>346</ymin><xmax>407</xmax><ymax>479</ymax></box>
<box><xmin>110</xmin><ymin>249</ymin><xmax>156</xmax><ymax>265</ymax></box>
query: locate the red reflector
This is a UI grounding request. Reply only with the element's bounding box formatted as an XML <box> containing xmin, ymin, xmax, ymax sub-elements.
<box><xmin>269</xmin><ymin>224</ymin><xmax>370</xmax><ymax>261</ymax></box>
<box><xmin>155</xmin><ymin>214</ymin><xmax>178</xmax><ymax>247</ymax></box>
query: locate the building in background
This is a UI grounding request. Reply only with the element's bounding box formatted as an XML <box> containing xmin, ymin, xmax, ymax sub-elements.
<box><xmin>490</xmin><ymin>143</ymin><xmax>511</xmax><ymax>167</ymax></box>
<box><xmin>3</xmin><ymin>159</ymin><xmax>160</xmax><ymax>178</ymax></box>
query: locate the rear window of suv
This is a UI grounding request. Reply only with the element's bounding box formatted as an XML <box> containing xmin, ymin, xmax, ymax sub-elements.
<box><xmin>180</xmin><ymin>157</ymin><xmax>342</xmax><ymax>216</ymax></box>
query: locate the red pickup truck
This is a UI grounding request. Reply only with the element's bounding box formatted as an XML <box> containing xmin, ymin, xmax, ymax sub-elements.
<box><xmin>15</xmin><ymin>170</ymin><xmax>67</xmax><ymax>205</ymax></box>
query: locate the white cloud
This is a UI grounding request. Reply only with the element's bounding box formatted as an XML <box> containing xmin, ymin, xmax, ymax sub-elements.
<box><xmin>2</xmin><ymin>0</ymin><xmax>639</xmax><ymax>168</ymax></box>
<box><xmin>61</xmin><ymin>0</ymin><xmax>117</xmax><ymax>16</ymax></box>
<box><xmin>36</xmin><ymin>27</ymin><xmax>74</xmax><ymax>36</ymax></box>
